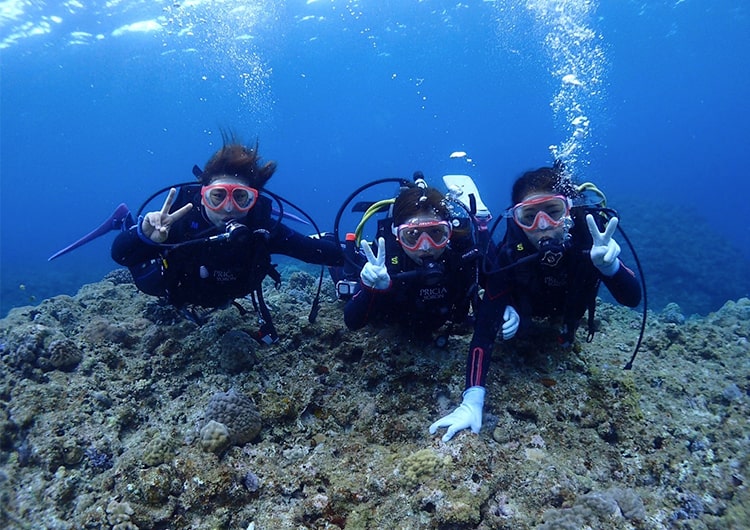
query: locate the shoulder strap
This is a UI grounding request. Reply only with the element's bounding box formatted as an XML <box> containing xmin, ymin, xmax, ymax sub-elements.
<box><xmin>243</xmin><ymin>229</ymin><xmax>281</xmax><ymax>344</ymax></box>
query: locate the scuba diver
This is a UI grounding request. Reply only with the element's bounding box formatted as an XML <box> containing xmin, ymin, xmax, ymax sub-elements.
<box><xmin>50</xmin><ymin>134</ymin><xmax>343</xmax><ymax>344</ymax></box>
<box><xmin>338</xmin><ymin>173</ymin><xmax>488</xmax><ymax>344</ymax></box>
<box><xmin>430</xmin><ymin>162</ymin><xmax>643</xmax><ymax>442</ymax></box>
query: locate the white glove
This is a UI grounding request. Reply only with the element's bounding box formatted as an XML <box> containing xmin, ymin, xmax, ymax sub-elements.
<box><xmin>141</xmin><ymin>188</ymin><xmax>193</xmax><ymax>243</ymax></box>
<box><xmin>429</xmin><ymin>386</ymin><xmax>485</xmax><ymax>442</ymax></box>
<box><xmin>360</xmin><ymin>237</ymin><xmax>391</xmax><ymax>290</ymax></box>
<box><xmin>586</xmin><ymin>214</ymin><xmax>621</xmax><ymax>276</ymax></box>
<box><xmin>502</xmin><ymin>305</ymin><xmax>519</xmax><ymax>340</ymax></box>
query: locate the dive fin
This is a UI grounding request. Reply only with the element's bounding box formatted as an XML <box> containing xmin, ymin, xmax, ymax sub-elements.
<box><xmin>48</xmin><ymin>203</ymin><xmax>132</xmax><ymax>261</ymax></box>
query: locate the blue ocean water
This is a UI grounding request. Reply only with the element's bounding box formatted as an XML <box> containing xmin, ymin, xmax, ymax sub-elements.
<box><xmin>1</xmin><ymin>0</ymin><xmax>748</xmax><ymax>317</ymax></box>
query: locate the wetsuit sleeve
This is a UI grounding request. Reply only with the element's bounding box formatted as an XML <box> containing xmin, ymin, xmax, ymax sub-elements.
<box><xmin>464</xmin><ymin>274</ymin><xmax>512</xmax><ymax>389</ymax></box>
<box><xmin>111</xmin><ymin>226</ymin><xmax>160</xmax><ymax>267</ymax></box>
<box><xmin>343</xmin><ymin>282</ymin><xmax>391</xmax><ymax>330</ymax></box>
<box><xmin>601</xmin><ymin>260</ymin><xmax>641</xmax><ymax>307</ymax></box>
<box><xmin>268</xmin><ymin>224</ymin><xmax>344</xmax><ymax>266</ymax></box>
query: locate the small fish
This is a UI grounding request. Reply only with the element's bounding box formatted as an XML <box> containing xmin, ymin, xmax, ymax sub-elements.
<box><xmin>449</xmin><ymin>151</ymin><xmax>467</xmax><ymax>159</ymax></box>
<box><xmin>539</xmin><ymin>378</ymin><xmax>557</xmax><ymax>388</ymax></box>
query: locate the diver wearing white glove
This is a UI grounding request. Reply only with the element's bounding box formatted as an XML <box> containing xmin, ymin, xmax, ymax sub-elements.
<box><xmin>429</xmin><ymin>306</ymin><xmax>517</xmax><ymax>442</ymax></box>
<box><xmin>429</xmin><ymin>386</ymin><xmax>485</xmax><ymax>442</ymax></box>
<box><xmin>501</xmin><ymin>305</ymin><xmax>519</xmax><ymax>340</ymax></box>
<box><xmin>586</xmin><ymin>213</ymin><xmax>621</xmax><ymax>277</ymax></box>
<box><xmin>429</xmin><ymin>168</ymin><xmax>642</xmax><ymax>443</ymax></box>
<box><xmin>359</xmin><ymin>237</ymin><xmax>391</xmax><ymax>290</ymax></box>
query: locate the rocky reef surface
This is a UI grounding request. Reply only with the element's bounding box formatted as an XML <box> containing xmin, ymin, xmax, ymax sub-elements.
<box><xmin>0</xmin><ymin>265</ymin><xmax>748</xmax><ymax>529</ymax></box>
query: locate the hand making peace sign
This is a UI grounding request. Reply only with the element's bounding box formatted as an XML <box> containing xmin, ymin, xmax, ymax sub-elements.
<box><xmin>359</xmin><ymin>237</ymin><xmax>391</xmax><ymax>290</ymax></box>
<box><xmin>141</xmin><ymin>188</ymin><xmax>194</xmax><ymax>243</ymax></box>
<box><xmin>586</xmin><ymin>213</ymin><xmax>621</xmax><ymax>276</ymax></box>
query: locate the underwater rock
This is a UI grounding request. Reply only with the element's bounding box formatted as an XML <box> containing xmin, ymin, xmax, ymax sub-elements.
<box><xmin>659</xmin><ymin>302</ymin><xmax>686</xmax><ymax>325</ymax></box>
<box><xmin>0</xmin><ymin>273</ymin><xmax>747</xmax><ymax>529</ymax></box>
<box><xmin>46</xmin><ymin>337</ymin><xmax>83</xmax><ymax>371</ymax></box>
<box><xmin>106</xmin><ymin>499</ymin><xmax>139</xmax><ymax>529</ymax></box>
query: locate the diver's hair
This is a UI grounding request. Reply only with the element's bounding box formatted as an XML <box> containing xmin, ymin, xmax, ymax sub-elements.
<box><xmin>392</xmin><ymin>186</ymin><xmax>450</xmax><ymax>226</ymax></box>
<box><xmin>200</xmin><ymin>131</ymin><xmax>277</xmax><ymax>189</ymax></box>
<box><xmin>511</xmin><ymin>160</ymin><xmax>577</xmax><ymax>204</ymax></box>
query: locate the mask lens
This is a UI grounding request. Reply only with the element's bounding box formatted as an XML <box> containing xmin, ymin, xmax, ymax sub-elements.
<box><xmin>206</xmin><ymin>188</ymin><xmax>228</xmax><ymax>209</ymax></box>
<box><xmin>399</xmin><ymin>227</ymin><xmax>422</xmax><ymax>248</ymax></box>
<box><xmin>397</xmin><ymin>220</ymin><xmax>451</xmax><ymax>250</ymax></box>
<box><xmin>231</xmin><ymin>188</ymin><xmax>253</xmax><ymax>208</ymax></box>
<box><xmin>424</xmin><ymin>224</ymin><xmax>451</xmax><ymax>246</ymax></box>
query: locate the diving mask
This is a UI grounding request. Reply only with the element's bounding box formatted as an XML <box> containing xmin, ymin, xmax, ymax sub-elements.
<box><xmin>395</xmin><ymin>219</ymin><xmax>452</xmax><ymax>251</ymax></box>
<box><xmin>201</xmin><ymin>184</ymin><xmax>259</xmax><ymax>213</ymax></box>
<box><xmin>512</xmin><ymin>194</ymin><xmax>570</xmax><ymax>231</ymax></box>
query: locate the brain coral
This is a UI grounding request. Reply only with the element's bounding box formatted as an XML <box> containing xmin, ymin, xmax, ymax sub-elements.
<box><xmin>142</xmin><ymin>432</ymin><xmax>176</xmax><ymax>466</ymax></box>
<box><xmin>199</xmin><ymin>420</ymin><xmax>231</xmax><ymax>454</ymax></box>
<box><xmin>202</xmin><ymin>389</ymin><xmax>261</xmax><ymax>447</ymax></box>
<box><xmin>215</xmin><ymin>330</ymin><xmax>257</xmax><ymax>374</ymax></box>
<box><xmin>403</xmin><ymin>448</ymin><xmax>443</xmax><ymax>486</ymax></box>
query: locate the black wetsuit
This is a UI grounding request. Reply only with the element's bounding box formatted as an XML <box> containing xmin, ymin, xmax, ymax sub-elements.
<box><xmin>464</xmin><ymin>218</ymin><xmax>641</xmax><ymax>388</ymax></box>
<box><xmin>343</xmin><ymin>234</ymin><xmax>478</xmax><ymax>336</ymax></box>
<box><xmin>111</xmin><ymin>185</ymin><xmax>343</xmax><ymax>309</ymax></box>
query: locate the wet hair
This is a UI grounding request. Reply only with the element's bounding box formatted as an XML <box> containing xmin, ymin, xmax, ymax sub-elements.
<box><xmin>511</xmin><ymin>160</ymin><xmax>578</xmax><ymax>204</ymax></box>
<box><xmin>200</xmin><ymin>132</ymin><xmax>277</xmax><ymax>189</ymax></box>
<box><xmin>392</xmin><ymin>186</ymin><xmax>450</xmax><ymax>226</ymax></box>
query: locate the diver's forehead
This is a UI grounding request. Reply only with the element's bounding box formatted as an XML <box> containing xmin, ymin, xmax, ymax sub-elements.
<box><xmin>208</xmin><ymin>175</ymin><xmax>245</xmax><ymax>186</ymax></box>
<box><xmin>522</xmin><ymin>192</ymin><xmax>558</xmax><ymax>202</ymax></box>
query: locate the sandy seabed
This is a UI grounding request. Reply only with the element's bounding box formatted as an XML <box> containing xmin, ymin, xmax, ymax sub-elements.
<box><xmin>0</xmin><ymin>266</ymin><xmax>748</xmax><ymax>529</ymax></box>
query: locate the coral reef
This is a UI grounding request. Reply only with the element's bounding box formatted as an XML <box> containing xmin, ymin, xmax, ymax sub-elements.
<box><xmin>202</xmin><ymin>389</ymin><xmax>262</xmax><ymax>447</ymax></box>
<box><xmin>536</xmin><ymin>487</ymin><xmax>645</xmax><ymax>529</ymax></box>
<box><xmin>0</xmin><ymin>266</ymin><xmax>748</xmax><ymax>529</ymax></box>
<box><xmin>142</xmin><ymin>432</ymin><xmax>176</xmax><ymax>466</ymax></box>
<box><xmin>106</xmin><ymin>499</ymin><xmax>139</xmax><ymax>529</ymax></box>
<box><xmin>200</xmin><ymin>420</ymin><xmax>232</xmax><ymax>454</ymax></box>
